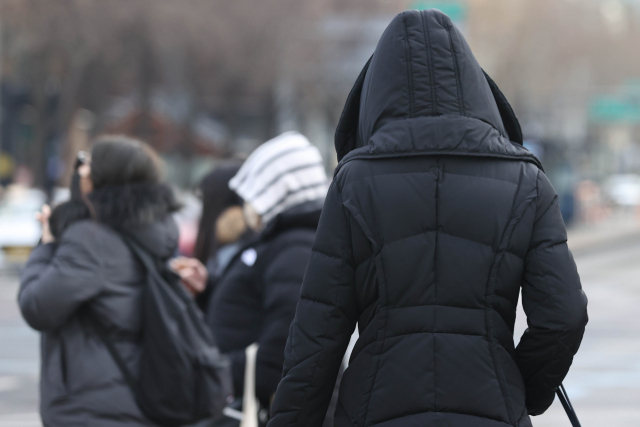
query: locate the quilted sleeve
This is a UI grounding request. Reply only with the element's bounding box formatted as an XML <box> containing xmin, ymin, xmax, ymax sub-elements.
<box><xmin>255</xmin><ymin>243</ymin><xmax>313</xmax><ymax>405</ymax></box>
<box><xmin>516</xmin><ymin>171</ymin><xmax>588</xmax><ymax>415</ymax></box>
<box><xmin>268</xmin><ymin>181</ymin><xmax>358</xmax><ymax>427</ymax></box>
<box><xmin>18</xmin><ymin>222</ymin><xmax>106</xmax><ymax>331</ymax></box>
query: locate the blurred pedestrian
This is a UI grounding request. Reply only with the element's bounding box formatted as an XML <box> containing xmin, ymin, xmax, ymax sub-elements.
<box><xmin>268</xmin><ymin>10</ymin><xmax>588</xmax><ymax>427</ymax></box>
<box><xmin>19</xmin><ymin>135</ymin><xmax>182</xmax><ymax>426</ymax></box>
<box><xmin>177</xmin><ymin>165</ymin><xmax>252</xmax><ymax>310</ymax></box>
<box><xmin>174</xmin><ymin>131</ymin><xmax>328</xmax><ymax>423</ymax></box>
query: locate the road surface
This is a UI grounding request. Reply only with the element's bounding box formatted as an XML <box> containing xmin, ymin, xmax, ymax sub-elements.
<box><xmin>1</xmin><ymin>240</ymin><xmax>639</xmax><ymax>426</ymax></box>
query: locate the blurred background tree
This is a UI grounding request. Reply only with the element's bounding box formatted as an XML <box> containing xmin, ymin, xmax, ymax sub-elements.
<box><xmin>0</xmin><ymin>0</ymin><xmax>639</xmax><ymax>206</ymax></box>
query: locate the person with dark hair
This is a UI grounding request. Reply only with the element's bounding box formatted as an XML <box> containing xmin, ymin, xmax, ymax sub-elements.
<box><xmin>268</xmin><ymin>10</ymin><xmax>588</xmax><ymax>427</ymax></box>
<box><xmin>194</xmin><ymin>165</ymin><xmax>244</xmax><ymax>265</ymax></box>
<box><xmin>176</xmin><ymin>165</ymin><xmax>252</xmax><ymax>310</ymax></box>
<box><xmin>19</xmin><ymin>135</ymin><xmax>181</xmax><ymax>426</ymax></box>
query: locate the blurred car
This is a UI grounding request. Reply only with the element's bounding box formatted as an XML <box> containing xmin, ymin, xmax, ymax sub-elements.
<box><xmin>604</xmin><ymin>174</ymin><xmax>640</xmax><ymax>207</ymax></box>
<box><xmin>0</xmin><ymin>185</ymin><xmax>46</xmax><ymax>264</ymax></box>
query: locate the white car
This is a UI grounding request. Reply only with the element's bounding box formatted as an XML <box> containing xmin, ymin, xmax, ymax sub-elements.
<box><xmin>604</xmin><ymin>174</ymin><xmax>640</xmax><ymax>207</ymax></box>
<box><xmin>0</xmin><ymin>186</ymin><xmax>46</xmax><ymax>264</ymax></box>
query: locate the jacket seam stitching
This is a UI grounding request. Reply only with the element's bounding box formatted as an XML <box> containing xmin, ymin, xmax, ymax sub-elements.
<box><xmin>446</xmin><ymin>169</ymin><xmax>520</xmax><ymax>185</ymax></box>
<box><xmin>312</xmin><ymin>249</ymin><xmax>342</xmax><ymax>260</ymax></box>
<box><xmin>362</xmin><ymin>218</ymin><xmax>525</xmax><ymax>264</ymax></box>
<box><xmin>528</xmin><ymin>239</ymin><xmax>567</xmax><ymax>252</ymax></box>
<box><xmin>337</xmin><ymin>399</ymin><xmax>357</xmax><ymax>426</ymax></box>
<box><xmin>518</xmin><ymin>283</ymin><xmax>582</xmax><ymax>321</ymax></box>
<box><xmin>533</xmin><ymin>194</ymin><xmax>558</xmax><ymax>226</ymax></box>
<box><xmin>485</xmin><ymin>168</ymin><xmax>535</xmax><ymax>425</ymax></box>
<box><xmin>291</xmin><ymin>184</ymin><xmax>351</xmax><ymax>427</ymax></box>
<box><xmin>369</xmin><ymin>409</ymin><xmax>514</xmax><ymax>427</ymax></box>
<box><xmin>342</xmin><ymin>167</ymin><xmax>525</xmax><ymax>193</ymax></box>
<box><xmin>385</xmin><ymin>331</ymin><xmax>485</xmax><ymax>340</ymax></box>
<box><xmin>300</xmin><ymin>296</ymin><xmax>356</xmax><ymax>322</ymax></box>
<box><xmin>421</xmin><ymin>11</ymin><xmax>438</xmax><ymax>115</ymax></box>
<box><xmin>401</xmin><ymin>13</ymin><xmax>415</xmax><ymax>118</ymax></box>
<box><xmin>338</xmin><ymin>190</ymin><xmax>386</xmax><ymax>427</ymax></box>
<box><xmin>445</xmin><ymin>22</ymin><xmax>465</xmax><ymax>116</ymax></box>
<box><xmin>388</xmin><ymin>303</ymin><xmax>484</xmax><ymax>311</ymax></box>
<box><xmin>336</xmin><ymin>151</ymin><xmax>543</xmax><ymax>178</ymax></box>
<box><xmin>433</xmin><ymin>159</ymin><xmax>440</xmax><ymax>412</ymax></box>
<box><xmin>289</xmin><ymin>301</ymin><xmax>335</xmax><ymax>422</ymax></box>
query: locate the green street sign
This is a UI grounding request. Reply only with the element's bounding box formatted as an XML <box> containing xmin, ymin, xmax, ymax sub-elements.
<box><xmin>590</xmin><ymin>81</ymin><xmax>640</xmax><ymax>124</ymax></box>
<box><xmin>410</xmin><ymin>1</ymin><xmax>467</xmax><ymax>23</ymax></box>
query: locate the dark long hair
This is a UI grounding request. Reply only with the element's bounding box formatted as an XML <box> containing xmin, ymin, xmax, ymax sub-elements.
<box><xmin>90</xmin><ymin>135</ymin><xmax>163</xmax><ymax>189</ymax></box>
<box><xmin>193</xmin><ymin>165</ymin><xmax>243</xmax><ymax>263</ymax></box>
<box><xmin>50</xmin><ymin>135</ymin><xmax>177</xmax><ymax>237</ymax></box>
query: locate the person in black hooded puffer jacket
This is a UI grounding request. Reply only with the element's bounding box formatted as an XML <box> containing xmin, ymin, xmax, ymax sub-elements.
<box><xmin>19</xmin><ymin>135</ymin><xmax>180</xmax><ymax>427</ymax></box>
<box><xmin>268</xmin><ymin>10</ymin><xmax>588</xmax><ymax>427</ymax></box>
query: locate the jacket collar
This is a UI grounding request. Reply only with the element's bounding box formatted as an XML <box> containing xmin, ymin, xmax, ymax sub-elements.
<box><xmin>335</xmin><ymin>115</ymin><xmax>542</xmax><ymax>177</ymax></box>
<box><xmin>258</xmin><ymin>200</ymin><xmax>322</xmax><ymax>242</ymax></box>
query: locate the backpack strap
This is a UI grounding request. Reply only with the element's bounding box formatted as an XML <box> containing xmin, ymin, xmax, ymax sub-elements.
<box><xmin>84</xmin><ymin>309</ymin><xmax>141</xmax><ymax>398</ymax></box>
<box><xmin>121</xmin><ymin>232</ymin><xmax>192</xmax><ymax>300</ymax></box>
<box><xmin>81</xmin><ymin>232</ymin><xmax>157</xmax><ymax>411</ymax></box>
<box><xmin>121</xmin><ymin>234</ymin><xmax>164</xmax><ymax>275</ymax></box>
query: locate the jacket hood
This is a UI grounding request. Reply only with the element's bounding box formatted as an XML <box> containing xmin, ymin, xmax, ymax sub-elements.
<box><xmin>335</xmin><ymin>9</ymin><xmax>526</xmax><ymax>163</ymax></box>
<box><xmin>124</xmin><ymin>215</ymin><xmax>179</xmax><ymax>260</ymax></box>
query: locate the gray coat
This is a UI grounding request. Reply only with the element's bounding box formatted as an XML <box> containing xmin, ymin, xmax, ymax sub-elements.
<box><xmin>19</xmin><ymin>189</ymin><xmax>179</xmax><ymax>426</ymax></box>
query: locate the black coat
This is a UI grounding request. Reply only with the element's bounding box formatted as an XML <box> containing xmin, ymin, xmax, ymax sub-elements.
<box><xmin>269</xmin><ymin>10</ymin><xmax>588</xmax><ymax>427</ymax></box>
<box><xmin>206</xmin><ymin>203</ymin><xmax>321</xmax><ymax>408</ymax></box>
<box><xmin>19</xmin><ymin>184</ymin><xmax>180</xmax><ymax>427</ymax></box>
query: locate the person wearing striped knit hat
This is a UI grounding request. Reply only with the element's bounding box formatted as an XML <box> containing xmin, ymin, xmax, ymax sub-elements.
<box><xmin>229</xmin><ymin>131</ymin><xmax>328</xmax><ymax>231</ymax></box>
<box><xmin>173</xmin><ymin>131</ymin><xmax>329</xmax><ymax>424</ymax></box>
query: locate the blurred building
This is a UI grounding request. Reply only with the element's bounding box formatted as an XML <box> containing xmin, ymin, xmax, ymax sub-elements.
<box><xmin>0</xmin><ymin>0</ymin><xmax>639</xmax><ymax>219</ymax></box>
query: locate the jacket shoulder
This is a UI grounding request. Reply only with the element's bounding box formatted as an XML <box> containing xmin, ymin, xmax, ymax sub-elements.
<box><xmin>333</xmin><ymin>157</ymin><xmax>378</xmax><ymax>191</ymax></box>
<box><xmin>61</xmin><ymin>219</ymin><xmax>116</xmax><ymax>241</ymax></box>
<box><xmin>59</xmin><ymin>220</ymin><xmax>125</xmax><ymax>258</ymax></box>
<box><xmin>258</xmin><ymin>227</ymin><xmax>316</xmax><ymax>255</ymax></box>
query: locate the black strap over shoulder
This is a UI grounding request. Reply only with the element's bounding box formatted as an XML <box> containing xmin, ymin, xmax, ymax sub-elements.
<box><xmin>84</xmin><ymin>231</ymin><xmax>232</xmax><ymax>426</ymax></box>
<box><xmin>85</xmin><ymin>310</ymin><xmax>140</xmax><ymax>396</ymax></box>
<box><xmin>122</xmin><ymin>233</ymin><xmax>191</xmax><ymax>302</ymax></box>
<box><xmin>82</xmin><ymin>233</ymin><xmax>180</xmax><ymax>413</ymax></box>
<box><xmin>81</xmin><ymin>233</ymin><xmax>154</xmax><ymax>405</ymax></box>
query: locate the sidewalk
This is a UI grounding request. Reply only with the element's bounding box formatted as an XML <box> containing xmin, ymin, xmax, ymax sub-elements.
<box><xmin>0</xmin><ymin>214</ymin><xmax>637</xmax><ymax>427</ymax></box>
<box><xmin>0</xmin><ymin>271</ymin><xmax>40</xmax><ymax>427</ymax></box>
<box><xmin>567</xmin><ymin>213</ymin><xmax>640</xmax><ymax>255</ymax></box>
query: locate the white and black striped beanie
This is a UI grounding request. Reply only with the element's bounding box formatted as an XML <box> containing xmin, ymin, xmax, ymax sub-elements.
<box><xmin>229</xmin><ymin>131</ymin><xmax>328</xmax><ymax>225</ymax></box>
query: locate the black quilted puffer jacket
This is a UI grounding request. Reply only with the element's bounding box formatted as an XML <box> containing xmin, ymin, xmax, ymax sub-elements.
<box><xmin>268</xmin><ymin>9</ymin><xmax>588</xmax><ymax>427</ymax></box>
